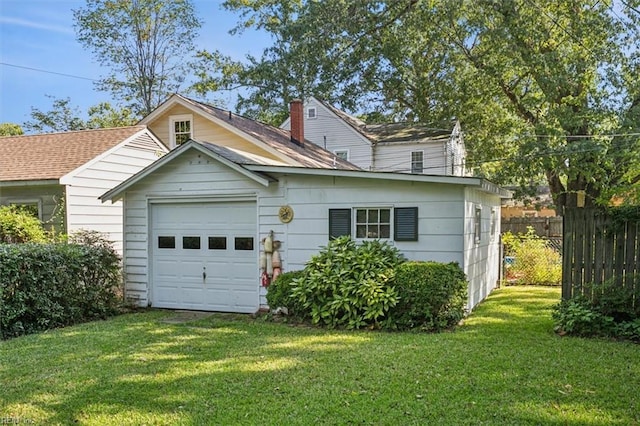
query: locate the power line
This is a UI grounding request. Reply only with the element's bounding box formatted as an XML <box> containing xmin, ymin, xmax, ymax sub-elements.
<box><xmin>371</xmin><ymin>131</ymin><xmax>640</xmax><ymax>173</ymax></box>
<box><xmin>0</xmin><ymin>62</ymin><xmax>98</xmax><ymax>82</ymax></box>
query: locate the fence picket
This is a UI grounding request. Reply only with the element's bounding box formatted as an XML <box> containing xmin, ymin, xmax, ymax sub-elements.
<box><xmin>562</xmin><ymin>207</ymin><xmax>640</xmax><ymax>299</ymax></box>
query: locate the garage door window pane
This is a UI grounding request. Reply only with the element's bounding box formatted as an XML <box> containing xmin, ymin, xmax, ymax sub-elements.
<box><xmin>158</xmin><ymin>236</ymin><xmax>175</xmax><ymax>249</ymax></box>
<box><xmin>208</xmin><ymin>236</ymin><xmax>227</xmax><ymax>250</ymax></box>
<box><xmin>183</xmin><ymin>236</ymin><xmax>201</xmax><ymax>249</ymax></box>
<box><xmin>235</xmin><ymin>237</ymin><xmax>254</xmax><ymax>251</ymax></box>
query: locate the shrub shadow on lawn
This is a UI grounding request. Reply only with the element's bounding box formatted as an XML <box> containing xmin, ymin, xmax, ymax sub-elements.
<box><xmin>2</xmin><ymin>287</ymin><xmax>639</xmax><ymax>425</ymax></box>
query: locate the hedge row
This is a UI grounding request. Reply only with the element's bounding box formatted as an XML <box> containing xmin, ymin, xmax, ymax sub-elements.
<box><xmin>267</xmin><ymin>237</ymin><xmax>468</xmax><ymax>331</ymax></box>
<box><xmin>0</xmin><ymin>242</ymin><xmax>122</xmax><ymax>340</ymax></box>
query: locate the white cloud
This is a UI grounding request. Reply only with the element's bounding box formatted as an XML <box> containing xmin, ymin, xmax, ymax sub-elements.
<box><xmin>0</xmin><ymin>16</ymin><xmax>74</xmax><ymax>35</ymax></box>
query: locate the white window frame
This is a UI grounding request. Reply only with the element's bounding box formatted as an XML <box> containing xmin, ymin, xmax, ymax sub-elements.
<box><xmin>474</xmin><ymin>205</ymin><xmax>482</xmax><ymax>244</ymax></box>
<box><xmin>307</xmin><ymin>107</ymin><xmax>317</xmax><ymax>119</ymax></box>
<box><xmin>7</xmin><ymin>199</ymin><xmax>42</xmax><ymax>221</ymax></box>
<box><xmin>334</xmin><ymin>149</ymin><xmax>349</xmax><ymax>161</ymax></box>
<box><xmin>411</xmin><ymin>150</ymin><xmax>424</xmax><ymax>174</ymax></box>
<box><xmin>169</xmin><ymin>114</ymin><xmax>193</xmax><ymax>148</ymax></box>
<box><xmin>355</xmin><ymin>207</ymin><xmax>392</xmax><ymax>240</ymax></box>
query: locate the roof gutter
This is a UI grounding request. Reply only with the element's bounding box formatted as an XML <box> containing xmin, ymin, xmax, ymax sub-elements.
<box><xmin>0</xmin><ymin>179</ymin><xmax>60</xmax><ymax>187</ymax></box>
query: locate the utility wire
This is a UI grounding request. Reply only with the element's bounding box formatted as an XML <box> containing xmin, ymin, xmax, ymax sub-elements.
<box><xmin>0</xmin><ymin>62</ymin><xmax>98</xmax><ymax>82</ymax></box>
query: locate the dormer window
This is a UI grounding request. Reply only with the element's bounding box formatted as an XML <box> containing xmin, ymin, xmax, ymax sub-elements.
<box><xmin>170</xmin><ymin>114</ymin><xmax>192</xmax><ymax>148</ymax></box>
<box><xmin>307</xmin><ymin>107</ymin><xmax>317</xmax><ymax>119</ymax></box>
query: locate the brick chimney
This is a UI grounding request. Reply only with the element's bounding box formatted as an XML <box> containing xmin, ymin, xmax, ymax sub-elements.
<box><xmin>290</xmin><ymin>99</ymin><xmax>304</xmax><ymax>146</ymax></box>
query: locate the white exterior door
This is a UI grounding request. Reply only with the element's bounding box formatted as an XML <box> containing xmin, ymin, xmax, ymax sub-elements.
<box><xmin>150</xmin><ymin>201</ymin><xmax>258</xmax><ymax>313</ymax></box>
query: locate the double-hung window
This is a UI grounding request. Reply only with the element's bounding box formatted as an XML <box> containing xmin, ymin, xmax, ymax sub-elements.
<box><xmin>411</xmin><ymin>151</ymin><xmax>424</xmax><ymax>174</ymax></box>
<box><xmin>170</xmin><ymin>114</ymin><xmax>192</xmax><ymax>148</ymax></box>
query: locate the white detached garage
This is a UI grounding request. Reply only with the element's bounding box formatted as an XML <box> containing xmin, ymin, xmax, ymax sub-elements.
<box><xmin>102</xmin><ymin>139</ymin><xmax>510</xmax><ymax>314</ymax></box>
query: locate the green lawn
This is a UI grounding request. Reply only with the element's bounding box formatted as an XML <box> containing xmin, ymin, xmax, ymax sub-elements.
<box><xmin>1</xmin><ymin>286</ymin><xmax>639</xmax><ymax>425</ymax></box>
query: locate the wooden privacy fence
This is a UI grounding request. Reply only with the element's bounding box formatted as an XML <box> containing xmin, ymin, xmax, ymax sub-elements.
<box><xmin>563</xmin><ymin>208</ymin><xmax>640</xmax><ymax>299</ymax></box>
<box><xmin>502</xmin><ymin>216</ymin><xmax>563</xmax><ymax>237</ymax></box>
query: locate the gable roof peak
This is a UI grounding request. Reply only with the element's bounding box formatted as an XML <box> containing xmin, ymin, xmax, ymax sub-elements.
<box><xmin>147</xmin><ymin>93</ymin><xmax>360</xmax><ymax>171</ymax></box>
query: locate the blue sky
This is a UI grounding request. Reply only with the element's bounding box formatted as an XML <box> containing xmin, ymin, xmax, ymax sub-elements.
<box><xmin>0</xmin><ymin>0</ymin><xmax>270</xmax><ymax>127</ymax></box>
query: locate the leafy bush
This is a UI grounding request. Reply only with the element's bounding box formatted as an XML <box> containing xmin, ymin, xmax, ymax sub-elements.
<box><xmin>0</xmin><ymin>205</ymin><xmax>48</xmax><ymax>243</ymax></box>
<box><xmin>0</xmin><ymin>238</ymin><xmax>122</xmax><ymax>340</ymax></box>
<box><xmin>388</xmin><ymin>261</ymin><xmax>468</xmax><ymax>331</ymax></box>
<box><xmin>502</xmin><ymin>227</ymin><xmax>561</xmax><ymax>285</ymax></box>
<box><xmin>553</xmin><ymin>280</ymin><xmax>640</xmax><ymax>342</ymax></box>
<box><xmin>552</xmin><ymin>297</ymin><xmax>615</xmax><ymax>337</ymax></box>
<box><xmin>290</xmin><ymin>236</ymin><xmax>405</xmax><ymax>329</ymax></box>
<box><xmin>266</xmin><ymin>270</ymin><xmax>305</xmax><ymax>316</ymax></box>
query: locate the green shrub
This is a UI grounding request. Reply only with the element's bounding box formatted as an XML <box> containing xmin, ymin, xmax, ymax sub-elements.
<box><xmin>0</xmin><ymin>238</ymin><xmax>122</xmax><ymax>340</ymax></box>
<box><xmin>585</xmin><ymin>280</ymin><xmax>640</xmax><ymax>321</ymax></box>
<box><xmin>502</xmin><ymin>227</ymin><xmax>561</xmax><ymax>285</ymax></box>
<box><xmin>388</xmin><ymin>261</ymin><xmax>468</xmax><ymax>331</ymax></box>
<box><xmin>291</xmin><ymin>236</ymin><xmax>405</xmax><ymax>329</ymax></box>
<box><xmin>0</xmin><ymin>205</ymin><xmax>48</xmax><ymax>243</ymax></box>
<box><xmin>552</xmin><ymin>297</ymin><xmax>615</xmax><ymax>337</ymax></box>
<box><xmin>266</xmin><ymin>270</ymin><xmax>305</xmax><ymax>316</ymax></box>
<box><xmin>553</xmin><ymin>280</ymin><xmax>640</xmax><ymax>342</ymax></box>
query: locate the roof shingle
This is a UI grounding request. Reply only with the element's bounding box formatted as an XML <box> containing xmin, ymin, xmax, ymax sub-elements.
<box><xmin>0</xmin><ymin>126</ymin><xmax>147</xmax><ymax>182</ymax></box>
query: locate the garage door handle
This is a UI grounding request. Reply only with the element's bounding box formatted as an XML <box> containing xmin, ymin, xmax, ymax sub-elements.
<box><xmin>203</xmin><ymin>267</ymin><xmax>207</xmax><ymax>281</ymax></box>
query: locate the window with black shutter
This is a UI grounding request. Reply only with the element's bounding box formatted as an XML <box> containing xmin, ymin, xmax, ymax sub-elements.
<box><xmin>394</xmin><ymin>207</ymin><xmax>418</xmax><ymax>241</ymax></box>
<box><xmin>329</xmin><ymin>209</ymin><xmax>351</xmax><ymax>239</ymax></box>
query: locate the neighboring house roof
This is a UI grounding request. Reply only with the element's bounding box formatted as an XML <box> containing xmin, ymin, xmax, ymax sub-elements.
<box><xmin>0</xmin><ymin>126</ymin><xmax>150</xmax><ymax>182</ymax></box>
<box><xmin>101</xmin><ymin>139</ymin><xmax>512</xmax><ymax>202</ymax></box>
<box><xmin>312</xmin><ymin>97</ymin><xmax>457</xmax><ymax>146</ymax></box>
<box><xmin>140</xmin><ymin>94</ymin><xmax>360</xmax><ymax>171</ymax></box>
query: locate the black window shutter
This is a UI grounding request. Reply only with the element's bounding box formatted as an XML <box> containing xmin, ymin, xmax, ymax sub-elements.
<box><xmin>394</xmin><ymin>207</ymin><xmax>418</xmax><ymax>241</ymax></box>
<box><xmin>329</xmin><ymin>209</ymin><xmax>351</xmax><ymax>239</ymax></box>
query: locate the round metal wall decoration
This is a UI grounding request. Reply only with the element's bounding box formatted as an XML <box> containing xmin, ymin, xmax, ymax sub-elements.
<box><xmin>278</xmin><ymin>205</ymin><xmax>294</xmax><ymax>223</ymax></box>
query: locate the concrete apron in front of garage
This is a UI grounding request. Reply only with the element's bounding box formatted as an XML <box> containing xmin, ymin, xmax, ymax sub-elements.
<box><xmin>159</xmin><ymin>310</ymin><xmax>216</xmax><ymax>324</ymax></box>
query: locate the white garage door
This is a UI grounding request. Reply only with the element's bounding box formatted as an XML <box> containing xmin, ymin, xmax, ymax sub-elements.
<box><xmin>151</xmin><ymin>201</ymin><xmax>258</xmax><ymax>313</ymax></box>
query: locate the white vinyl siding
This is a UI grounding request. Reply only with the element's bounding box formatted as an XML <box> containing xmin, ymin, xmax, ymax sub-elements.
<box><xmin>63</xmin><ymin>133</ymin><xmax>165</xmax><ymax>254</ymax></box>
<box><xmin>463</xmin><ymin>188</ymin><xmax>502</xmax><ymax>311</ymax></box>
<box><xmin>376</xmin><ymin>142</ymin><xmax>446</xmax><ymax>174</ymax></box>
<box><xmin>281</xmin><ymin>98</ymin><xmax>373</xmax><ymax>170</ymax></box>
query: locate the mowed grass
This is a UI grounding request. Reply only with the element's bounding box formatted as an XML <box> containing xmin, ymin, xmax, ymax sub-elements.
<box><xmin>1</xmin><ymin>286</ymin><xmax>639</xmax><ymax>425</ymax></box>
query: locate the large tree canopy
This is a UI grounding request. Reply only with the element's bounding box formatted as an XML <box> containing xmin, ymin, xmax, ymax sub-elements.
<box><xmin>193</xmin><ymin>0</ymin><xmax>640</xmax><ymax>211</ymax></box>
<box><xmin>74</xmin><ymin>0</ymin><xmax>202</xmax><ymax>117</ymax></box>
